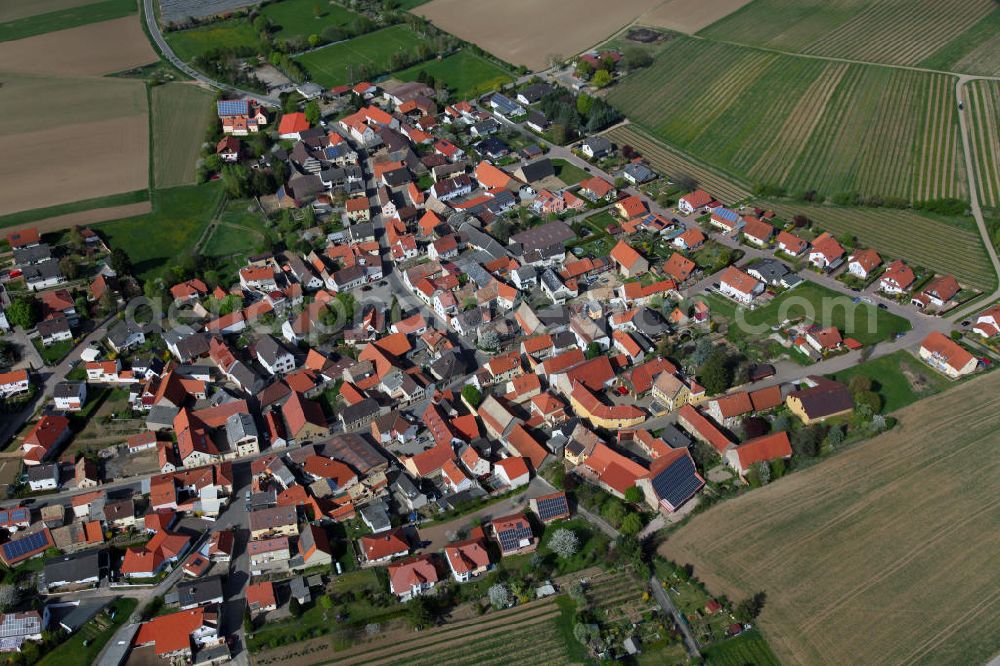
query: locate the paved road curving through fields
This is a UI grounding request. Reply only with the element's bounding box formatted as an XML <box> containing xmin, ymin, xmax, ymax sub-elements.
<box><xmin>949</xmin><ymin>75</ymin><xmax>1000</xmax><ymax>322</ymax></box>
<box><xmin>141</xmin><ymin>0</ymin><xmax>281</xmax><ymax>107</ymax></box>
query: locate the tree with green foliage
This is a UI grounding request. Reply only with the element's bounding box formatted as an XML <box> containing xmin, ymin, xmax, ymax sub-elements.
<box><xmin>698</xmin><ymin>349</ymin><xmax>733</xmax><ymax>395</ymax></box>
<box><xmin>406</xmin><ymin>596</ymin><xmax>436</xmax><ymax>629</ymax></box>
<box><xmin>6</xmin><ymin>296</ymin><xmax>39</xmax><ymax>330</ymax></box>
<box><xmin>735</xmin><ymin>591</ymin><xmax>767</xmax><ymax>623</ymax></box>
<box><xmin>461</xmin><ymin>384</ymin><xmax>482</xmax><ymax>408</ymax></box>
<box><xmin>624</xmin><ymin>486</ymin><xmax>643</xmax><ymax>504</ymax></box>
<box><xmin>222</xmin><ymin>163</ymin><xmax>252</xmax><ymax>198</ymax></box>
<box><xmin>847</xmin><ymin>375</ymin><xmax>872</xmax><ymax>394</ymax></box>
<box><xmin>854</xmin><ymin>390</ymin><xmax>881</xmax><ymax>415</ymax></box>
<box><xmin>575</xmin><ymin>60</ymin><xmax>594</xmax><ymax>79</ymax></box>
<box><xmin>601</xmin><ymin>498</ymin><xmax>625</xmax><ymax>528</ymax></box>
<box><xmin>305</xmin><ymin>100</ymin><xmax>321</xmax><ymax>126</ymax></box>
<box><xmin>619</xmin><ymin>512</ymin><xmax>643</xmax><ymax>536</ymax></box>
<box><xmin>289</xmin><ymin>597</ymin><xmax>303</xmax><ymax>618</ymax></box>
<box><xmin>622</xmin><ymin>47</ymin><xmax>652</xmax><ymax>70</ymax></box>
<box><xmin>591</xmin><ymin>69</ymin><xmax>613</xmax><ymax>88</ymax></box>
<box><xmin>576</xmin><ymin>93</ymin><xmax>594</xmax><ymax>118</ymax></box>
<box><xmin>585</xmin><ymin>342</ymin><xmax>602</xmax><ymax>359</ymax></box>
<box><xmin>792</xmin><ymin>424</ymin><xmax>826</xmax><ymax>458</ymax></box>
<box><xmin>110</xmin><ymin>248</ymin><xmax>133</xmax><ymax>277</ymax></box>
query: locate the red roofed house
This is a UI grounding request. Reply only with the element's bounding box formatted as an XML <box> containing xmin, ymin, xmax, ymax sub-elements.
<box><xmin>246</xmin><ymin>581</ymin><xmax>278</xmax><ymax>615</ymax></box>
<box><xmin>914</xmin><ymin>274</ymin><xmax>960</xmax><ymax>310</ymax></box>
<box><xmin>879</xmin><ymin>259</ymin><xmax>916</xmax><ymax>294</ymax></box>
<box><xmin>388</xmin><ymin>554</ymin><xmax>439</xmax><ymax>600</ymax></box>
<box><xmin>718</xmin><ymin>266</ymin><xmax>763</xmax><ymax>305</ymax></box>
<box><xmin>663</xmin><ymin>252</ymin><xmax>696</xmax><ymax>282</ymax></box>
<box><xmin>678</xmin><ymin>190</ymin><xmax>712</xmax><ymax>215</ymax></box>
<box><xmin>360</xmin><ymin>528</ymin><xmax>409</xmax><ymax>564</ymax></box>
<box><xmin>918</xmin><ymin>331</ymin><xmax>978</xmax><ymax>379</ymax></box>
<box><xmin>21</xmin><ymin>415</ymin><xmax>71</xmax><ymax>465</ymax></box>
<box><xmin>278</xmin><ymin>112</ymin><xmax>310</xmax><ymax>139</ymax></box>
<box><xmin>0</xmin><ymin>369</ymin><xmax>30</xmax><ymax>400</ymax></box>
<box><xmin>805</xmin><ymin>325</ymin><xmax>843</xmax><ymax>353</ymax></box>
<box><xmin>776</xmin><ymin>230</ymin><xmax>808</xmax><ymax>257</ymax></box>
<box><xmin>133</xmin><ymin>607</ymin><xmax>219</xmax><ymax>659</ymax></box>
<box><xmin>808</xmin><ymin>232</ymin><xmax>845</xmax><ymax>271</ymax></box>
<box><xmin>579</xmin><ymin>176</ymin><xmax>616</xmax><ymax>202</ymax></box>
<box><xmin>582</xmin><ymin>442</ymin><xmax>647</xmax><ymax>499</ymax></box>
<box><xmin>677</xmin><ymin>405</ymin><xmax>733</xmax><ymax>454</ymax></box>
<box><xmin>972</xmin><ymin>305</ymin><xmax>1000</xmax><ymax>338</ymax></box>
<box><xmin>725</xmin><ymin>431</ymin><xmax>792</xmax><ymax>478</ymax></box>
<box><xmin>494</xmin><ymin>456</ymin><xmax>530</xmax><ymax>488</ymax></box>
<box><xmin>615</xmin><ymin>195</ymin><xmax>647</xmax><ymax>220</ymax></box>
<box><xmin>444</xmin><ymin>538</ymin><xmax>492</xmax><ymax>582</ymax></box>
<box><xmin>491</xmin><ymin>513</ymin><xmax>536</xmax><ymax>556</ymax></box>
<box><xmin>673</xmin><ymin>228</ymin><xmax>706</xmax><ymax>251</ymax></box>
<box><xmin>741</xmin><ymin>217</ymin><xmax>774</xmax><ymax>247</ymax></box>
<box><xmin>847</xmin><ymin>249</ymin><xmax>882</xmax><ymax>280</ymax></box>
<box><xmin>282</xmin><ymin>392</ymin><xmax>329</xmax><ymax>442</ymax></box>
<box><xmin>609</xmin><ymin>241</ymin><xmax>649</xmax><ymax>278</ymax></box>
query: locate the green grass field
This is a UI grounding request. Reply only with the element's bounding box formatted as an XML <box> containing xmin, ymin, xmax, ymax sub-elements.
<box><xmin>702</xmin><ymin>629</ymin><xmax>780</xmax><ymax>666</ymax></box>
<box><xmin>966</xmin><ymin>80</ymin><xmax>1000</xmax><ymax>208</ymax></box>
<box><xmin>551</xmin><ymin>159</ymin><xmax>589</xmax><ymax>186</ymax></box>
<box><xmin>201</xmin><ymin>199</ymin><xmax>273</xmax><ymax>282</ymax></box>
<box><xmin>764</xmin><ymin>201</ymin><xmax>995</xmax><ymax>290</ymax></box>
<box><xmin>698</xmin><ymin>0</ymin><xmax>998</xmax><ymax>70</ymax></box>
<box><xmin>295</xmin><ymin>24</ymin><xmax>433</xmax><ymax>87</ymax></box>
<box><xmin>0</xmin><ymin>0</ymin><xmax>135</xmax><ymax>42</ymax></box>
<box><xmin>151</xmin><ymin>83</ymin><xmax>216</xmax><ymax>188</ymax></box>
<box><xmin>606</xmin><ymin>35</ymin><xmax>965</xmax><ymax>203</ymax></box>
<box><xmin>38</xmin><ymin>598</ymin><xmax>137</xmax><ymax>666</ymax></box>
<box><xmin>605</xmin><ymin>125</ymin><xmax>751</xmax><ymax>204</ymax></box>
<box><xmin>395</xmin><ymin>50</ymin><xmax>512</xmax><ymax>99</ymax></box>
<box><xmin>261</xmin><ymin>0</ymin><xmax>360</xmax><ymax>41</ymax></box>
<box><xmin>97</xmin><ymin>183</ymin><xmax>223</xmax><ymax>280</ymax></box>
<box><xmin>164</xmin><ymin>18</ymin><xmax>260</xmax><ymax>62</ymax></box>
<box><xmin>707</xmin><ymin>281</ymin><xmax>911</xmax><ymax>345</ymax></box>
<box><xmin>829</xmin><ymin>349</ymin><xmax>952</xmax><ymax>413</ymax></box>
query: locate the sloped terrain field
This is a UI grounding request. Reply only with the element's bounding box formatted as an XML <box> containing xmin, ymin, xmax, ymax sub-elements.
<box><xmin>606</xmin><ymin>35</ymin><xmax>966</xmax><ymax>202</ymax></box>
<box><xmin>662</xmin><ymin>370</ymin><xmax>1000</xmax><ymax>665</ymax></box>
<box><xmin>697</xmin><ymin>0</ymin><xmax>1000</xmax><ymax>72</ymax></box>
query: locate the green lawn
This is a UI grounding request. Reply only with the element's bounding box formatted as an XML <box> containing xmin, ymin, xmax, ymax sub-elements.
<box><xmin>0</xmin><ymin>0</ymin><xmax>135</xmax><ymax>42</ymax></box>
<box><xmin>96</xmin><ymin>182</ymin><xmax>223</xmax><ymax>281</ymax></box>
<box><xmin>33</xmin><ymin>338</ymin><xmax>74</xmax><ymax>366</ymax></box>
<box><xmin>829</xmin><ymin>349</ymin><xmax>951</xmax><ymax>413</ymax></box>
<box><xmin>551</xmin><ymin>159</ymin><xmax>589</xmax><ymax>186</ymax></box>
<box><xmin>295</xmin><ymin>24</ymin><xmax>433</xmax><ymax>88</ymax></box>
<box><xmin>702</xmin><ymin>629</ymin><xmax>780</xmax><ymax>666</ymax></box>
<box><xmin>165</xmin><ymin>18</ymin><xmax>260</xmax><ymax>62</ymax></box>
<box><xmin>38</xmin><ymin>597</ymin><xmax>137</xmax><ymax>666</ymax></box>
<box><xmin>0</xmin><ymin>190</ymin><xmax>149</xmax><ymax>231</ymax></box>
<box><xmin>395</xmin><ymin>50</ymin><xmax>513</xmax><ymax>99</ymax></box>
<box><xmin>707</xmin><ymin>281</ymin><xmax>911</xmax><ymax>345</ymax></box>
<box><xmin>261</xmin><ymin>0</ymin><xmax>360</xmax><ymax>41</ymax></box>
<box><xmin>583</xmin><ymin>210</ymin><xmax>618</xmax><ymax>231</ymax></box>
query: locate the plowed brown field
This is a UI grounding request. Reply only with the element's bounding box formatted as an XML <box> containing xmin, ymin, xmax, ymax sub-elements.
<box><xmin>662</xmin><ymin>370</ymin><xmax>1000</xmax><ymax>665</ymax></box>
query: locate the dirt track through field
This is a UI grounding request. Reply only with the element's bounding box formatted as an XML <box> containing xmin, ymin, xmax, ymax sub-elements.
<box><xmin>661</xmin><ymin>370</ymin><xmax>1000</xmax><ymax>665</ymax></box>
<box><xmin>0</xmin><ymin>15</ymin><xmax>156</xmax><ymax>76</ymax></box>
<box><xmin>417</xmin><ymin>0</ymin><xmax>664</xmax><ymax>70</ymax></box>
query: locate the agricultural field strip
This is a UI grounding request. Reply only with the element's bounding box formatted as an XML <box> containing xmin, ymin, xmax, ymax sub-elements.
<box><xmin>967</xmin><ymin>80</ymin><xmax>1000</xmax><ymax>207</ymax></box>
<box><xmin>799</xmin><ymin>0</ymin><xmax>994</xmax><ymax>66</ymax></box>
<box><xmin>385</xmin><ymin>620</ymin><xmax>566</xmax><ymax>666</ymax></box>
<box><xmin>334</xmin><ymin>599</ymin><xmax>562</xmax><ymax>664</ymax></box>
<box><xmin>697</xmin><ymin>0</ymin><xmax>999</xmax><ymax>70</ymax></box>
<box><xmin>764</xmin><ymin>202</ymin><xmax>994</xmax><ymax>288</ymax></box>
<box><xmin>603</xmin><ymin>125</ymin><xmax>750</xmax><ymax>202</ymax></box>
<box><xmin>606</xmin><ymin>35</ymin><xmax>965</xmax><ymax>201</ymax></box>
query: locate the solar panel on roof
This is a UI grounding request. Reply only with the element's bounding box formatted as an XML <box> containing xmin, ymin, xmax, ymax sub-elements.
<box><xmin>2</xmin><ymin>531</ymin><xmax>48</xmax><ymax>560</ymax></box>
<box><xmin>216</xmin><ymin>100</ymin><xmax>249</xmax><ymax>117</ymax></box>
<box><xmin>497</xmin><ymin>525</ymin><xmax>532</xmax><ymax>552</ymax></box>
<box><xmin>535</xmin><ymin>496</ymin><xmax>569</xmax><ymax>522</ymax></box>
<box><xmin>651</xmin><ymin>456</ymin><xmax>703</xmax><ymax>509</ymax></box>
